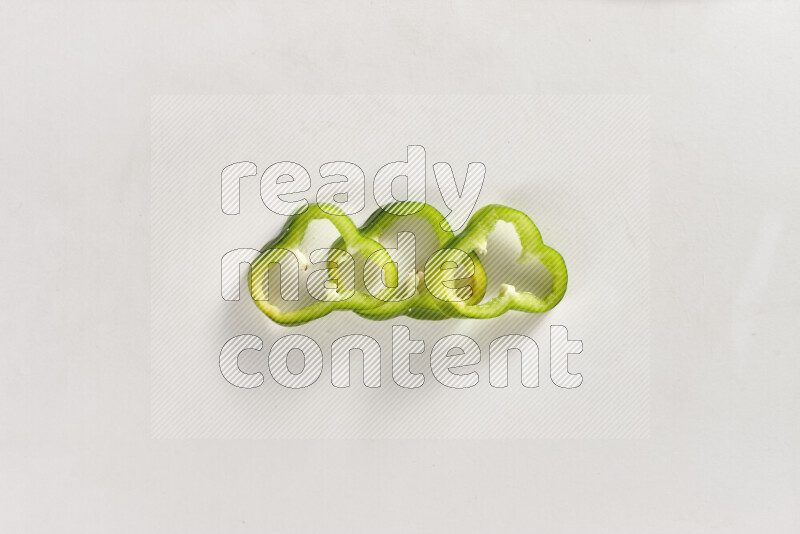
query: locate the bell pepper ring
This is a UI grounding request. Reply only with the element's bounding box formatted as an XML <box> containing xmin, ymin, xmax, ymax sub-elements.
<box><xmin>248</xmin><ymin>204</ymin><xmax>398</xmax><ymax>326</ymax></box>
<box><xmin>426</xmin><ymin>204</ymin><xmax>568</xmax><ymax>319</ymax></box>
<box><xmin>331</xmin><ymin>202</ymin><xmax>487</xmax><ymax>321</ymax></box>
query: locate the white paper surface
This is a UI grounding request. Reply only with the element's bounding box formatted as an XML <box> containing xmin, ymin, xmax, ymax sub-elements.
<box><xmin>2</xmin><ymin>2</ymin><xmax>798</xmax><ymax>532</ymax></box>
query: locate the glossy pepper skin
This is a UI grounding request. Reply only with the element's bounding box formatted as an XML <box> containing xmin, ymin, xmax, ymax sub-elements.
<box><xmin>333</xmin><ymin>202</ymin><xmax>487</xmax><ymax>321</ymax></box>
<box><xmin>248</xmin><ymin>204</ymin><xmax>398</xmax><ymax>326</ymax></box>
<box><xmin>428</xmin><ymin>204</ymin><xmax>568</xmax><ymax>319</ymax></box>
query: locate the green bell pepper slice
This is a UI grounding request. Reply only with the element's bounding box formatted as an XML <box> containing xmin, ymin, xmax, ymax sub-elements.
<box><xmin>426</xmin><ymin>204</ymin><xmax>568</xmax><ymax>319</ymax></box>
<box><xmin>331</xmin><ymin>202</ymin><xmax>487</xmax><ymax>321</ymax></box>
<box><xmin>248</xmin><ymin>204</ymin><xmax>397</xmax><ymax>326</ymax></box>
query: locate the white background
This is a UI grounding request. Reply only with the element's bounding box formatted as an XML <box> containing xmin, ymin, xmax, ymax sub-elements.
<box><xmin>2</xmin><ymin>1</ymin><xmax>798</xmax><ymax>532</ymax></box>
